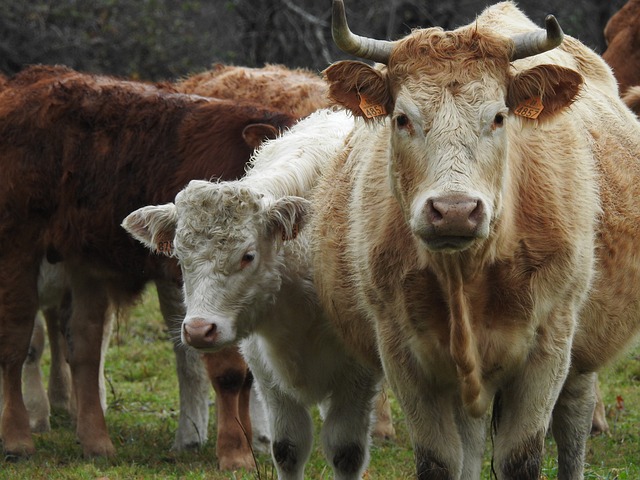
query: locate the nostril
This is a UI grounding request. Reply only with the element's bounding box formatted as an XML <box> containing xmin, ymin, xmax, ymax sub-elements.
<box><xmin>427</xmin><ymin>198</ymin><xmax>444</xmax><ymax>222</ymax></box>
<box><xmin>469</xmin><ymin>200</ymin><xmax>484</xmax><ymax>226</ymax></box>
<box><xmin>183</xmin><ymin>317</ymin><xmax>218</xmax><ymax>348</ymax></box>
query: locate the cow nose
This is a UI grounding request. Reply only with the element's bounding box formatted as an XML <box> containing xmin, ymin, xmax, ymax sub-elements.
<box><xmin>426</xmin><ymin>194</ymin><xmax>484</xmax><ymax>236</ymax></box>
<box><xmin>183</xmin><ymin>317</ymin><xmax>217</xmax><ymax>349</ymax></box>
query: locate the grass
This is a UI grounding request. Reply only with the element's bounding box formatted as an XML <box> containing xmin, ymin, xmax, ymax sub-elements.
<box><xmin>2</xmin><ymin>285</ymin><xmax>639</xmax><ymax>479</ymax></box>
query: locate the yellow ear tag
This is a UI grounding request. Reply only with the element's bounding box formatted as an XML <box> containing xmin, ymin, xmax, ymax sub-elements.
<box><xmin>359</xmin><ymin>94</ymin><xmax>387</xmax><ymax>118</ymax></box>
<box><xmin>514</xmin><ymin>97</ymin><xmax>544</xmax><ymax>119</ymax></box>
<box><xmin>157</xmin><ymin>240</ymin><xmax>174</xmax><ymax>255</ymax></box>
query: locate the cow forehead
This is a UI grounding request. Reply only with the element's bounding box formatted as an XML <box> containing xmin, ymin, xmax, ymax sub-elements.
<box><xmin>174</xmin><ymin>183</ymin><xmax>264</xmax><ymax>252</ymax></box>
<box><xmin>388</xmin><ymin>26</ymin><xmax>512</xmax><ymax>90</ymax></box>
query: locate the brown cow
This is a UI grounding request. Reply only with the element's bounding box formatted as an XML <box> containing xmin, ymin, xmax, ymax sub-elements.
<box><xmin>602</xmin><ymin>0</ymin><xmax>640</xmax><ymax>97</ymax></box>
<box><xmin>0</xmin><ymin>64</ymin><xmax>295</xmax><ymax>459</ymax></box>
<box><xmin>310</xmin><ymin>1</ymin><xmax>640</xmax><ymax>478</ymax></box>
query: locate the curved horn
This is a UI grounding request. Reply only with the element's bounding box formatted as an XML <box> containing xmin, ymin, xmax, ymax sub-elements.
<box><xmin>510</xmin><ymin>14</ymin><xmax>564</xmax><ymax>61</ymax></box>
<box><xmin>332</xmin><ymin>0</ymin><xmax>394</xmax><ymax>64</ymax></box>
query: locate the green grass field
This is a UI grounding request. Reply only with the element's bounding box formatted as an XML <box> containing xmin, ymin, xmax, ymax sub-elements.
<box><xmin>2</xmin><ymin>285</ymin><xmax>638</xmax><ymax>479</ymax></box>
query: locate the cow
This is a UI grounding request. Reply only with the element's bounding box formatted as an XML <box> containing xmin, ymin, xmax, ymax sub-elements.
<box><xmin>175</xmin><ymin>63</ymin><xmax>329</xmax><ymax>119</ymax></box>
<box><xmin>307</xmin><ymin>1</ymin><xmax>640</xmax><ymax>479</ymax></box>
<box><xmin>178</xmin><ymin>63</ymin><xmax>395</xmax><ymax>443</ymax></box>
<box><xmin>122</xmin><ymin>108</ymin><xmax>386</xmax><ymax>480</ymax></box>
<box><xmin>602</xmin><ymin>0</ymin><xmax>640</xmax><ymax>98</ymax></box>
<box><xmin>0</xmin><ymin>64</ymin><xmax>296</xmax><ymax>460</ymax></box>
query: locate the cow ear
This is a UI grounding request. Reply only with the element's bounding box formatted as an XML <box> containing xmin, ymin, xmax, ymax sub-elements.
<box><xmin>265</xmin><ymin>196</ymin><xmax>312</xmax><ymax>242</ymax></box>
<box><xmin>507</xmin><ymin>64</ymin><xmax>583</xmax><ymax>121</ymax></box>
<box><xmin>242</xmin><ymin>123</ymin><xmax>280</xmax><ymax>149</ymax></box>
<box><xmin>323</xmin><ymin>60</ymin><xmax>392</xmax><ymax>120</ymax></box>
<box><xmin>122</xmin><ymin>204</ymin><xmax>178</xmax><ymax>256</ymax></box>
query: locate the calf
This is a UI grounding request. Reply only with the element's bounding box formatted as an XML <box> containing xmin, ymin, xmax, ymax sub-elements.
<box><xmin>0</xmin><ymin>64</ymin><xmax>295</xmax><ymax>458</ymax></box>
<box><xmin>123</xmin><ymin>109</ymin><xmax>383</xmax><ymax>480</ymax></box>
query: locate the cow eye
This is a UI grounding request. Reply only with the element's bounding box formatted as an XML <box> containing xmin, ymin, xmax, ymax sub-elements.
<box><xmin>240</xmin><ymin>252</ymin><xmax>255</xmax><ymax>268</ymax></box>
<box><xmin>493</xmin><ymin>113</ymin><xmax>505</xmax><ymax>127</ymax></box>
<box><xmin>395</xmin><ymin>114</ymin><xmax>410</xmax><ymax>129</ymax></box>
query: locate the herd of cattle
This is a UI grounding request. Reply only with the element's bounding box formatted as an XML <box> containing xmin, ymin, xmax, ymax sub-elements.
<box><xmin>1</xmin><ymin>0</ymin><xmax>640</xmax><ymax>478</ymax></box>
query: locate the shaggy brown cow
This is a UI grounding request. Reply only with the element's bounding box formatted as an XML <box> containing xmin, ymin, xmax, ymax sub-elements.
<box><xmin>0</xmin><ymin>64</ymin><xmax>295</xmax><ymax>459</ymax></box>
<box><xmin>602</xmin><ymin>0</ymin><xmax>640</xmax><ymax>97</ymax></box>
<box><xmin>310</xmin><ymin>1</ymin><xmax>640</xmax><ymax>478</ymax></box>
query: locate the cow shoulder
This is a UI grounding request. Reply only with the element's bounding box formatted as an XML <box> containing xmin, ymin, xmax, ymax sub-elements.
<box><xmin>507</xmin><ymin>64</ymin><xmax>583</xmax><ymax>121</ymax></box>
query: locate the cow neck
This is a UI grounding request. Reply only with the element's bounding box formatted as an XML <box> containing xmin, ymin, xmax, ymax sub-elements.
<box><xmin>439</xmin><ymin>255</ymin><xmax>490</xmax><ymax>417</ymax></box>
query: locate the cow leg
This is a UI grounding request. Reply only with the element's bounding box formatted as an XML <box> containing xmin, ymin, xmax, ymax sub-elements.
<box><xmin>265</xmin><ymin>389</ymin><xmax>313</xmax><ymax>480</ymax></box>
<box><xmin>23</xmin><ymin>314</ymin><xmax>51</xmax><ymax>433</ymax></box>
<box><xmin>155</xmin><ymin>279</ymin><xmax>211</xmax><ymax>450</ymax></box>
<box><xmin>203</xmin><ymin>347</ymin><xmax>255</xmax><ymax>471</ymax></box>
<box><xmin>320</xmin><ymin>371</ymin><xmax>378</xmax><ymax>480</ymax></box>
<box><xmin>0</xmin><ymin>260</ymin><xmax>40</xmax><ymax>457</ymax></box>
<box><xmin>590</xmin><ymin>376</ymin><xmax>609</xmax><ymax>435</ymax></box>
<box><xmin>492</xmin><ymin>332</ymin><xmax>573</xmax><ymax>480</ymax></box>
<box><xmin>66</xmin><ymin>268</ymin><xmax>114</xmax><ymax>457</ymax></box>
<box><xmin>453</xmin><ymin>398</ymin><xmax>486</xmax><ymax>479</ymax></box>
<box><xmin>43</xmin><ymin>299</ymin><xmax>73</xmax><ymax>414</ymax></box>
<box><xmin>551</xmin><ymin>371</ymin><xmax>597</xmax><ymax>480</ymax></box>
<box><xmin>370</xmin><ymin>384</ymin><xmax>396</xmax><ymax>440</ymax></box>
<box><xmin>249</xmin><ymin>382</ymin><xmax>271</xmax><ymax>454</ymax></box>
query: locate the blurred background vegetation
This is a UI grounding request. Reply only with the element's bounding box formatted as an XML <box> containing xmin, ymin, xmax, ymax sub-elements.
<box><xmin>0</xmin><ymin>0</ymin><xmax>628</xmax><ymax>82</ymax></box>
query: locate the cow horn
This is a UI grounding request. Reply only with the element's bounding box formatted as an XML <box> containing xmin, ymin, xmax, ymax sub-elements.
<box><xmin>332</xmin><ymin>0</ymin><xmax>394</xmax><ymax>64</ymax></box>
<box><xmin>510</xmin><ymin>15</ymin><xmax>564</xmax><ymax>61</ymax></box>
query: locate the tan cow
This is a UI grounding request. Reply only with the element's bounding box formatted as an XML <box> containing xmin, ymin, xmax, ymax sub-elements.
<box><xmin>310</xmin><ymin>1</ymin><xmax>640</xmax><ymax>478</ymax></box>
<box><xmin>175</xmin><ymin>63</ymin><xmax>329</xmax><ymax>119</ymax></box>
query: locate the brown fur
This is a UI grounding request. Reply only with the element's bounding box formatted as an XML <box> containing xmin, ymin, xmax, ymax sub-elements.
<box><xmin>313</xmin><ymin>1</ymin><xmax>640</xmax><ymax>478</ymax></box>
<box><xmin>0</xmin><ymin>65</ymin><xmax>296</xmax><ymax>457</ymax></box>
<box><xmin>602</xmin><ymin>0</ymin><xmax>640</xmax><ymax>95</ymax></box>
<box><xmin>176</xmin><ymin>63</ymin><xmax>330</xmax><ymax>118</ymax></box>
<box><xmin>622</xmin><ymin>84</ymin><xmax>640</xmax><ymax>115</ymax></box>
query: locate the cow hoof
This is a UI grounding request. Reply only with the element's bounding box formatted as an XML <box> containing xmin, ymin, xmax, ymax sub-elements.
<box><xmin>81</xmin><ymin>439</ymin><xmax>116</xmax><ymax>458</ymax></box>
<box><xmin>30</xmin><ymin>419</ymin><xmax>51</xmax><ymax>434</ymax></box>
<box><xmin>219</xmin><ymin>454</ymin><xmax>256</xmax><ymax>471</ymax></box>
<box><xmin>371</xmin><ymin>423</ymin><xmax>396</xmax><ymax>441</ymax></box>
<box><xmin>3</xmin><ymin>440</ymin><xmax>36</xmax><ymax>460</ymax></box>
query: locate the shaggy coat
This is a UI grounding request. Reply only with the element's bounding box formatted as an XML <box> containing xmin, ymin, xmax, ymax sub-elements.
<box><xmin>313</xmin><ymin>2</ymin><xmax>640</xmax><ymax>479</ymax></box>
<box><xmin>176</xmin><ymin>63</ymin><xmax>330</xmax><ymax>118</ymax></box>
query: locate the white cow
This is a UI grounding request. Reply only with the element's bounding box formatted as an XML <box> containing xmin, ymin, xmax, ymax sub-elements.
<box><xmin>123</xmin><ymin>109</ymin><xmax>384</xmax><ymax>480</ymax></box>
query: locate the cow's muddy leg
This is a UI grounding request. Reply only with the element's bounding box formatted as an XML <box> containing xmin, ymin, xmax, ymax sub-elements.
<box><xmin>67</xmin><ymin>268</ymin><xmax>114</xmax><ymax>457</ymax></box>
<box><xmin>552</xmin><ymin>371</ymin><xmax>596</xmax><ymax>480</ymax></box>
<box><xmin>266</xmin><ymin>388</ymin><xmax>313</xmax><ymax>480</ymax></box>
<box><xmin>320</xmin><ymin>370</ymin><xmax>377</xmax><ymax>480</ymax></box>
<box><xmin>155</xmin><ymin>279</ymin><xmax>211</xmax><ymax>451</ymax></box>
<box><xmin>203</xmin><ymin>346</ymin><xmax>255</xmax><ymax>471</ymax></box>
<box><xmin>492</xmin><ymin>327</ymin><xmax>573</xmax><ymax>480</ymax></box>
<box><xmin>379</xmin><ymin>346</ymin><xmax>461</xmax><ymax>479</ymax></box>
<box><xmin>0</xmin><ymin>256</ymin><xmax>40</xmax><ymax>457</ymax></box>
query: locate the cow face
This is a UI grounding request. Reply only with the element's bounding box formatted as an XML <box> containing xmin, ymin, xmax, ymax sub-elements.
<box><xmin>325</xmin><ymin>8</ymin><xmax>582</xmax><ymax>254</ymax></box>
<box><xmin>122</xmin><ymin>180</ymin><xmax>309</xmax><ymax>351</ymax></box>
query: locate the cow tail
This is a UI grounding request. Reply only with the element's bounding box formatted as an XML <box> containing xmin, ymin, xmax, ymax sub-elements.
<box><xmin>447</xmin><ymin>269</ymin><xmax>489</xmax><ymax>417</ymax></box>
